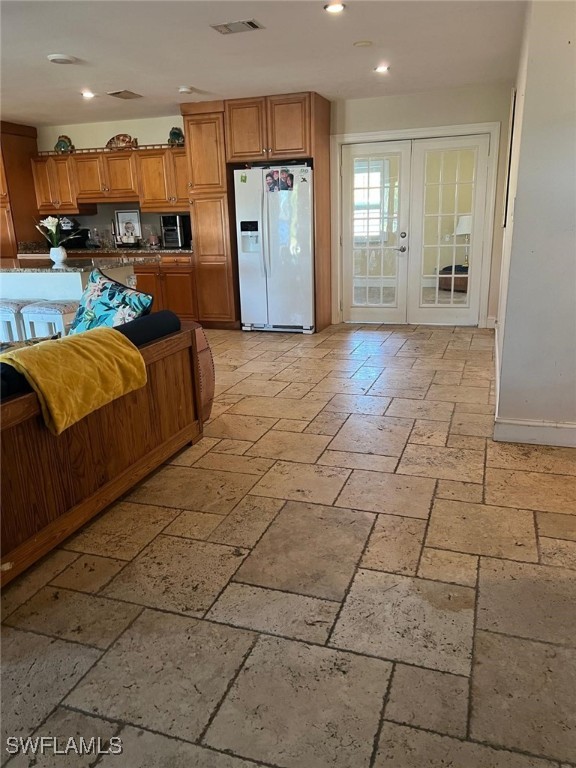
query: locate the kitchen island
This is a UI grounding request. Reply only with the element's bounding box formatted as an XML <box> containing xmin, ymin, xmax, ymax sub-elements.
<box><xmin>0</xmin><ymin>256</ymin><xmax>160</xmax><ymax>300</ymax></box>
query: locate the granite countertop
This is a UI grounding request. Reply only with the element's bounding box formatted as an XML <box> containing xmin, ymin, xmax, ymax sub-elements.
<box><xmin>0</xmin><ymin>256</ymin><xmax>162</xmax><ymax>273</ymax></box>
<box><xmin>17</xmin><ymin>246</ymin><xmax>193</xmax><ymax>256</ymax></box>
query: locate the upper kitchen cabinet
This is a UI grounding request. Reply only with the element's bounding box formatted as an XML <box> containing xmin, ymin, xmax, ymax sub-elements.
<box><xmin>31</xmin><ymin>156</ymin><xmax>78</xmax><ymax>213</ymax></box>
<box><xmin>183</xmin><ymin>108</ymin><xmax>227</xmax><ymax>193</ymax></box>
<box><xmin>136</xmin><ymin>148</ymin><xmax>189</xmax><ymax>211</ymax></box>
<box><xmin>73</xmin><ymin>152</ymin><xmax>138</xmax><ymax>201</ymax></box>
<box><xmin>224</xmin><ymin>92</ymin><xmax>312</xmax><ymax>162</ymax></box>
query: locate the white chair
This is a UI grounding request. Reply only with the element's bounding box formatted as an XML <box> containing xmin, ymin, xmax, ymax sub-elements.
<box><xmin>21</xmin><ymin>300</ymin><xmax>80</xmax><ymax>339</ymax></box>
<box><xmin>0</xmin><ymin>299</ymin><xmax>37</xmax><ymax>342</ymax></box>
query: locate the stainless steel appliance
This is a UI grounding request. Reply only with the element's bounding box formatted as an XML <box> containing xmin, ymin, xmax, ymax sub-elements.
<box><xmin>160</xmin><ymin>214</ymin><xmax>191</xmax><ymax>249</ymax></box>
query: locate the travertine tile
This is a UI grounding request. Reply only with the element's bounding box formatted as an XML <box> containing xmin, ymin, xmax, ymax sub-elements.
<box><xmin>208</xmin><ymin>583</ymin><xmax>339</xmax><ymax>643</ymax></box>
<box><xmin>8</xmin><ymin>708</ymin><xmax>118</xmax><ymax>768</ymax></box>
<box><xmin>228</xmin><ymin>395</ymin><xmax>325</xmax><ymax>420</ymax></box>
<box><xmin>477</xmin><ymin>558</ymin><xmax>576</xmax><ymax>645</ymax></box>
<box><xmin>454</xmin><ymin>401</ymin><xmax>495</xmax><ymax>415</ymax></box>
<box><xmin>1</xmin><ymin>549</ymin><xmax>79</xmax><ymax>620</ymax></box>
<box><xmin>304</xmin><ymin>411</ymin><xmax>349</xmax><ymax>435</ymax></box>
<box><xmin>208</xmin><ymin>496</ymin><xmax>284</xmax><ymax>549</ymax></box>
<box><xmin>163</xmin><ymin>510</ymin><xmax>224</xmax><ymax>540</ymax></box>
<box><xmin>418</xmin><ymin>548</ymin><xmax>478</xmax><ymax>587</ymax></box>
<box><xmin>436</xmin><ymin>479</ymin><xmax>484</xmax><ymax>503</ymax></box>
<box><xmin>447</xmin><ymin>434</ymin><xmax>486</xmax><ymax>451</ymax></box>
<box><xmin>210</xmin><ymin>438</ymin><xmax>253</xmax><ymax>455</ymax></box>
<box><xmin>204</xmin><ymin>413</ymin><xmax>278</xmax><ymax>441</ymax></box>
<box><xmin>471</xmin><ymin>631</ymin><xmax>576</xmax><ymax>762</ymax></box>
<box><xmin>336</xmin><ymin>470</ymin><xmax>435</xmax><ymax>519</ymax></box>
<box><xmin>397</xmin><ymin>445</ymin><xmax>484</xmax><ymax>483</ymax></box>
<box><xmin>487</xmin><ymin>441</ymin><xmax>576</xmax><ymax>476</ymax></box>
<box><xmin>234</xmin><ymin>359</ymin><xmax>293</xmax><ymax>375</ymax></box>
<box><xmin>361</xmin><ymin>516</ymin><xmax>426</xmax><ymax>575</ymax></box>
<box><xmin>433</xmin><ymin>370</ymin><xmax>463</xmax><ymax>385</ymax></box>
<box><xmin>97</xmin><ymin>726</ymin><xmax>261</xmax><ymax>768</ymax></box>
<box><xmin>385</xmin><ymin>664</ymin><xmax>468</xmax><ymax>737</ymax></box>
<box><xmin>205</xmin><ymin>636</ymin><xmax>392</xmax><ymax>768</ymax></box>
<box><xmin>103</xmin><ymin>536</ymin><xmax>246</xmax><ymax>616</ymax></box>
<box><xmin>65</xmin><ymin>610</ymin><xmax>254</xmax><ymax>742</ymax></box>
<box><xmin>247</xmin><ymin>430</ymin><xmax>331</xmax><ymax>463</ymax></box>
<box><xmin>330</xmin><ymin>569</ymin><xmax>474</xmax><ymax>675</ymax></box>
<box><xmin>371</xmin><ymin>370</ymin><xmax>435</xmax><ymax>391</ymax></box>
<box><xmin>50</xmin><ymin>554</ymin><xmax>126</xmax><ymax>594</ymax></box>
<box><xmin>427</xmin><ymin>499</ymin><xmax>538</xmax><ymax>561</ymax></box>
<box><xmin>324</xmin><ymin>393</ymin><xmax>391</xmax><ymax>415</ymax></box>
<box><xmin>234</xmin><ymin>501</ymin><xmax>372</xmax><ymax>600</ymax></box>
<box><xmin>485</xmin><ymin>468</ymin><xmax>576</xmax><ymax>514</ymax></box>
<box><xmin>409</xmin><ymin>419</ymin><xmax>449</xmax><ymax>446</ymax></box>
<box><xmin>250</xmin><ymin>461</ymin><xmax>350</xmax><ymax>505</ymax></box>
<box><xmin>1</xmin><ymin>627</ymin><xmax>100</xmax><ymax>747</ymax></box>
<box><xmin>317</xmin><ymin>450</ymin><xmax>398</xmax><ymax>473</ymax></box>
<box><xmin>272</xmin><ymin>367</ymin><xmax>328</xmax><ymax>384</ymax></box>
<box><xmin>5</xmin><ymin>587</ymin><xmax>141</xmax><ymax>650</ymax></box>
<box><xmin>328</xmin><ymin>414</ymin><xmax>412</xmax><ymax>457</ymax></box>
<box><xmin>127</xmin><ymin>466</ymin><xmax>258</xmax><ymax>515</ymax></box>
<box><xmin>168</xmin><ymin>437</ymin><xmax>221</xmax><ymax>466</ymax></box>
<box><xmin>225</xmin><ymin>378</ymin><xmax>289</xmax><ymax>397</ymax></box>
<box><xmin>536</xmin><ymin>511</ymin><xmax>576</xmax><ymax>541</ymax></box>
<box><xmin>539</xmin><ymin>537</ymin><xmax>576</xmax><ymax>568</ymax></box>
<box><xmin>312</xmin><ymin>378</ymin><xmax>372</xmax><ymax>395</ymax></box>
<box><xmin>63</xmin><ymin>502</ymin><xmax>179</xmax><ymax>561</ymax></box>
<box><xmin>374</xmin><ymin>721</ymin><xmax>556</xmax><ymax>768</ymax></box>
<box><xmin>450</xmin><ymin>412</ymin><xmax>495</xmax><ymax>437</ymax></box>
<box><xmin>193</xmin><ymin>453</ymin><xmax>275</xmax><ymax>476</ymax></box>
<box><xmin>271</xmin><ymin>418</ymin><xmax>309</xmax><ymax>432</ymax></box>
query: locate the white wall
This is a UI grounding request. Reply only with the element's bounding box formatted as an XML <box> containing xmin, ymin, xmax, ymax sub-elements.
<box><xmin>36</xmin><ymin>115</ymin><xmax>183</xmax><ymax>152</ymax></box>
<box><xmin>495</xmin><ymin>0</ymin><xmax>576</xmax><ymax>446</ymax></box>
<box><xmin>332</xmin><ymin>83</ymin><xmax>513</xmax><ymax>322</ymax></box>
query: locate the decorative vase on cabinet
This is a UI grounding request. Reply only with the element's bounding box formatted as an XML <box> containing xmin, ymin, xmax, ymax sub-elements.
<box><xmin>49</xmin><ymin>246</ymin><xmax>67</xmax><ymax>266</ymax></box>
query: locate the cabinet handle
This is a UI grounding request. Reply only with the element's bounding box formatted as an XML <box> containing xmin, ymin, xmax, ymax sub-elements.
<box><xmin>187</xmin><ymin>181</ymin><xmax>193</xmax><ymax>188</ymax></box>
<box><xmin>189</xmin><ymin>200</ymin><xmax>194</xmax><ymax>205</ymax></box>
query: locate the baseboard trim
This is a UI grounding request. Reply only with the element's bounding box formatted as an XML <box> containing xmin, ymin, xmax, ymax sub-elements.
<box><xmin>486</xmin><ymin>315</ymin><xmax>496</xmax><ymax>329</ymax></box>
<box><xmin>493</xmin><ymin>418</ymin><xmax>576</xmax><ymax>447</ymax></box>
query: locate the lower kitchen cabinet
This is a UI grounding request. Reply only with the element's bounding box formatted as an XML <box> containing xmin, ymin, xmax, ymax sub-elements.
<box><xmin>133</xmin><ymin>260</ymin><xmax>198</xmax><ymax>320</ymax></box>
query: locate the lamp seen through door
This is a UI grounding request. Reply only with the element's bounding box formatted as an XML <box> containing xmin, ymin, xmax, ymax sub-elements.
<box><xmin>455</xmin><ymin>215</ymin><xmax>472</xmax><ymax>267</ymax></box>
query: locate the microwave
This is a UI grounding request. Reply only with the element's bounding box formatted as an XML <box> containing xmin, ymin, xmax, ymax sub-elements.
<box><xmin>160</xmin><ymin>214</ymin><xmax>191</xmax><ymax>249</ymax></box>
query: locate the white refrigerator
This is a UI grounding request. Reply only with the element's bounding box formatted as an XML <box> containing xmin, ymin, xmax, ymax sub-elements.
<box><xmin>233</xmin><ymin>165</ymin><xmax>314</xmax><ymax>333</ymax></box>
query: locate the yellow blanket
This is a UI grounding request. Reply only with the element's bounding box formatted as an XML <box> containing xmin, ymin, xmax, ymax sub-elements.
<box><xmin>0</xmin><ymin>327</ymin><xmax>147</xmax><ymax>435</ymax></box>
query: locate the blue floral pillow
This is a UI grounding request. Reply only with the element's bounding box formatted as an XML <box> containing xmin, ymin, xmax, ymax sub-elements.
<box><xmin>68</xmin><ymin>269</ymin><xmax>153</xmax><ymax>335</ymax></box>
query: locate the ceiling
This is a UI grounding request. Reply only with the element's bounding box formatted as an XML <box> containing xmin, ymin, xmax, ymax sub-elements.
<box><xmin>0</xmin><ymin>0</ymin><xmax>526</xmax><ymax>127</ymax></box>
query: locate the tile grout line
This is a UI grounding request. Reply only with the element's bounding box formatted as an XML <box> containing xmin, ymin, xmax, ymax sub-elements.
<box><xmin>368</xmin><ymin>662</ymin><xmax>397</xmax><ymax>768</ymax></box>
<box><xmin>465</xmin><ymin>552</ymin><xmax>481</xmax><ymax>740</ymax></box>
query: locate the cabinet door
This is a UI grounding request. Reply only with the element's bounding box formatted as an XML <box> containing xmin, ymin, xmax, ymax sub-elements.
<box><xmin>184</xmin><ymin>113</ymin><xmax>226</xmax><ymax>193</ymax></box>
<box><xmin>161</xmin><ymin>266</ymin><xmax>198</xmax><ymax>320</ymax></box>
<box><xmin>74</xmin><ymin>155</ymin><xmax>106</xmax><ymax>199</ymax></box>
<box><xmin>225</xmin><ymin>98</ymin><xmax>267</xmax><ymax>162</ymax></box>
<box><xmin>31</xmin><ymin>158</ymin><xmax>53</xmax><ymax>208</ymax></box>
<box><xmin>0</xmin><ymin>153</ymin><xmax>9</xmax><ymax>203</ymax></box>
<box><xmin>133</xmin><ymin>267</ymin><xmax>163</xmax><ymax>310</ymax></box>
<box><xmin>103</xmin><ymin>153</ymin><xmax>138</xmax><ymax>198</ymax></box>
<box><xmin>170</xmin><ymin>150</ymin><xmax>190</xmax><ymax>207</ymax></box>
<box><xmin>51</xmin><ymin>157</ymin><xmax>77</xmax><ymax>209</ymax></box>
<box><xmin>266</xmin><ymin>93</ymin><xmax>311</xmax><ymax>159</ymax></box>
<box><xmin>190</xmin><ymin>194</ymin><xmax>236</xmax><ymax>322</ymax></box>
<box><xmin>0</xmin><ymin>205</ymin><xmax>17</xmax><ymax>259</ymax></box>
<box><xmin>137</xmin><ymin>151</ymin><xmax>170</xmax><ymax>209</ymax></box>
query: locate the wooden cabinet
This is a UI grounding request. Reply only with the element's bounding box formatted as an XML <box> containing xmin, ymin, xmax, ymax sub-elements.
<box><xmin>74</xmin><ymin>152</ymin><xmax>138</xmax><ymax>201</ymax></box>
<box><xmin>137</xmin><ymin>149</ymin><xmax>189</xmax><ymax>211</ymax></box>
<box><xmin>133</xmin><ymin>257</ymin><xmax>198</xmax><ymax>320</ymax></box>
<box><xmin>31</xmin><ymin>156</ymin><xmax>78</xmax><ymax>213</ymax></box>
<box><xmin>184</xmin><ymin>112</ymin><xmax>226</xmax><ymax>193</ymax></box>
<box><xmin>0</xmin><ymin>152</ymin><xmax>8</xmax><ymax>202</ymax></box>
<box><xmin>224</xmin><ymin>93</ymin><xmax>311</xmax><ymax>162</ymax></box>
<box><xmin>0</xmin><ymin>203</ymin><xmax>17</xmax><ymax>259</ymax></box>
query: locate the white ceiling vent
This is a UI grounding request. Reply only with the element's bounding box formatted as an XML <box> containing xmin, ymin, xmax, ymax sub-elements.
<box><xmin>107</xmin><ymin>90</ymin><xmax>143</xmax><ymax>100</ymax></box>
<box><xmin>210</xmin><ymin>19</ymin><xmax>264</xmax><ymax>35</ymax></box>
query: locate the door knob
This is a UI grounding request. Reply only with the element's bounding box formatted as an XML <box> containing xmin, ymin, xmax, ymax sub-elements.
<box><xmin>400</xmin><ymin>231</ymin><xmax>407</xmax><ymax>238</ymax></box>
<box><xmin>394</xmin><ymin>245</ymin><xmax>407</xmax><ymax>252</ymax></box>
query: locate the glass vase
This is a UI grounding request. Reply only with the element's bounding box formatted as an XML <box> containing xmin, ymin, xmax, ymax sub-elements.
<box><xmin>49</xmin><ymin>246</ymin><xmax>67</xmax><ymax>266</ymax></box>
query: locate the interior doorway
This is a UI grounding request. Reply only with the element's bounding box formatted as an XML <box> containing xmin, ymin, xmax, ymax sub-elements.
<box><xmin>341</xmin><ymin>134</ymin><xmax>490</xmax><ymax>325</ymax></box>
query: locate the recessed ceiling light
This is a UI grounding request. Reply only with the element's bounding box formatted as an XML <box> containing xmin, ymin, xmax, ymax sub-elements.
<box><xmin>81</xmin><ymin>90</ymin><xmax>96</xmax><ymax>99</ymax></box>
<box><xmin>47</xmin><ymin>53</ymin><xmax>77</xmax><ymax>64</ymax></box>
<box><xmin>324</xmin><ymin>3</ymin><xmax>345</xmax><ymax>13</ymax></box>
<box><xmin>353</xmin><ymin>40</ymin><xmax>373</xmax><ymax>47</ymax></box>
<box><xmin>178</xmin><ymin>86</ymin><xmax>194</xmax><ymax>94</ymax></box>
<box><xmin>374</xmin><ymin>65</ymin><xmax>390</xmax><ymax>73</ymax></box>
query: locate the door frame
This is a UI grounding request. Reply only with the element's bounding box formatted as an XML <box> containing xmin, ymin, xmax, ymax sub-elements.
<box><xmin>331</xmin><ymin>122</ymin><xmax>500</xmax><ymax>327</ymax></box>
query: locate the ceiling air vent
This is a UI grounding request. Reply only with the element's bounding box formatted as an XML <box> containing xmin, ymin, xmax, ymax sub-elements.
<box><xmin>107</xmin><ymin>90</ymin><xmax>143</xmax><ymax>100</ymax></box>
<box><xmin>210</xmin><ymin>19</ymin><xmax>265</xmax><ymax>35</ymax></box>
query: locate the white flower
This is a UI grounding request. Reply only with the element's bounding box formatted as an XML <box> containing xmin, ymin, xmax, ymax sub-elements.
<box><xmin>39</xmin><ymin>216</ymin><xmax>59</xmax><ymax>233</ymax></box>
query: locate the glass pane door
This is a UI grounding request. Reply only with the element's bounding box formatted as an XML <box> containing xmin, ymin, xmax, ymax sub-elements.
<box><xmin>342</xmin><ymin>142</ymin><xmax>411</xmax><ymax>323</ymax></box>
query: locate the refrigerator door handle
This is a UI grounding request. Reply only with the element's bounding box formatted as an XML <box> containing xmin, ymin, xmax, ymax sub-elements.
<box><xmin>260</xmin><ymin>186</ymin><xmax>268</xmax><ymax>279</ymax></box>
<box><xmin>262</xmin><ymin>183</ymin><xmax>272</xmax><ymax>277</ymax></box>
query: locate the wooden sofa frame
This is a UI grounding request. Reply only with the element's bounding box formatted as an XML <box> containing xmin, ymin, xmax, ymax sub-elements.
<box><xmin>1</xmin><ymin>324</ymin><xmax>211</xmax><ymax>586</ymax></box>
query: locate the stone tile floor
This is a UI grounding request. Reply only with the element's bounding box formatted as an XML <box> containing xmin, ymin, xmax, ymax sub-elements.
<box><xmin>2</xmin><ymin>324</ymin><xmax>575</xmax><ymax>768</ymax></box>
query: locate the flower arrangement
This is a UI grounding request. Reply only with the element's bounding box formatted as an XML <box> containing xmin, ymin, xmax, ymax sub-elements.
<box><xmin>35</xmin><ymin>216</ymin><xmax>83</xmax><ymax>247</ymax></box>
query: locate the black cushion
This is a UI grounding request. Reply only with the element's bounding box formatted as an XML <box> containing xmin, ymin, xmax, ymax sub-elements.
<box><xmin>0</xmin><ymin>310</ymin><xmax>182</xmax><ymax>400</ymax></box>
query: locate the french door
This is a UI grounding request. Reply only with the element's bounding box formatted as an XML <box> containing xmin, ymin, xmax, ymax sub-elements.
<box><xmin>342</xmin><ymin>134</ymin><xmax>490</xmax><ymax>325</ymax></box>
